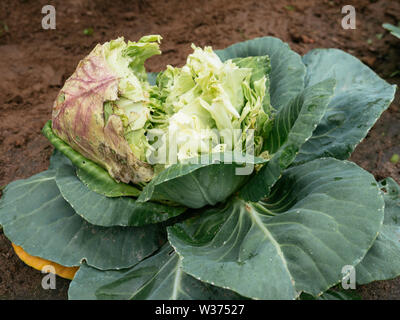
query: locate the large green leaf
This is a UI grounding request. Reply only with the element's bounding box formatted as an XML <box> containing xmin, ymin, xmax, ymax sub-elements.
<box><xmin>56</xmin><ymin>164</ymin><xmax>185</xmax><ymax>227</ymax></box>
<box><xmin>295</xmin><ymin>49</ymin><xmax>396</xmax><ymax>164</ymax></box>
<box><xmin>0</xmin><ymin>170</ymin><xmax>164</xmax><ymax>269</ymax></box>
<box><xmin>168</xmin><ymin>158</ymin><xmax>384</xmax><ymax>299</ymax></box>
<box><xmin>240</xmin><ymin>78</ymin><xmax>335</xmax><ymax>202</ymax></box>
<box><xmin>216</xmin><ymin>36</ymin><xmax>306</xmax><ymax>111</ymax></box>
<box><xmin>138</xmin><ymin>153</ymin><xmax>268</xmax><ymax>208</ymax></box>
<box><xmin>356</xmin><ymin>178</ymin><xmax>400</xmax><ymax>284</ymax></box>
<box><xmin>69</xmin><ymin>244</ymin><xmax>242</xmax><ymax>300</ymax></box>
<box><xmin>43</xmin><ymin>121</ymin><xmax>141</xmax><ymax>197</ymax></box>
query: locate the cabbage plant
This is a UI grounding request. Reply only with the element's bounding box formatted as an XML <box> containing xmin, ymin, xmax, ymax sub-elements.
<box><xmin>0</xmin><ymin>35</ymin><xmax>399</xmax><ymax>300</ymax></box>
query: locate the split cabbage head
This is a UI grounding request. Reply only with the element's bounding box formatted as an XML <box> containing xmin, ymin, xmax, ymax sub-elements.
<box><xmin>52</xmin><ymin>35</ymin><xmax>272</xmax><ymax>186</ymax></box>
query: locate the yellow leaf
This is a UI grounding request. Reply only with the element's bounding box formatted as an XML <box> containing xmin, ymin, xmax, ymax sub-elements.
<box><xmin>12</xmin><ymin>243</ymin><xmax>79</xmax><ymax>280</ymax></box>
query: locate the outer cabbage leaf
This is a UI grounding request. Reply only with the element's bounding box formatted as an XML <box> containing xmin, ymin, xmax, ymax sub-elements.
<box><xmin>295</xmin><ymin>49</ymin><xmax>396</xmax><ymax>164</ymax></box>
<box><xmin>0</xmin><ymin>170</ymin><xmax>164</xmax><ymax>269</ymax></box>
<box><xmin>356</xmin><ymin>178</ymin><xmax>400</xmax><ymax>284</ymax></box>
<box><xmin>68</xmin><ymin>244</ymin><xmax>242</xmax><ymax>300</ymax></box>
<box><xmin>168</xmin><ymin>158</ymin><xmax>384</xmax><ymax>299</ymax></box>
<box><xmin>138</xmin><ymin>152</ymin><xmax>268</xmax><ymax>208</ymax></box>
<box><xmin>56</xmin><ymin>164</ymin><xmax>186</xmax><ymax>227</ymax></box>
<box><xmin>240</xmin><ymin>78</ymin><xmax>335</xmax><ymax>202</ymax></box>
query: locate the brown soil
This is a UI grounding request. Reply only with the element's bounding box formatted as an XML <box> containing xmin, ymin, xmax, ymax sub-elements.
<box><xmin>0</xmin><ymin>0</ymin><xmax>399</xmax><ymax>300</ymax></box>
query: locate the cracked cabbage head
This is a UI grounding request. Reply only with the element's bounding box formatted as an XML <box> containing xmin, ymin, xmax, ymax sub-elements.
<box><xmin>51</xmin><ymin>35</ymin><xmax>272</xmax><ymax>184</ymax></box>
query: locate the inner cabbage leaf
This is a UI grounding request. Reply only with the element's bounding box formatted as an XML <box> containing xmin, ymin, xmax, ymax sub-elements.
<box><xmin>147</xmin><ymin>45</ymin><xmax>273</xmax><ymax>169</ymax></box>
